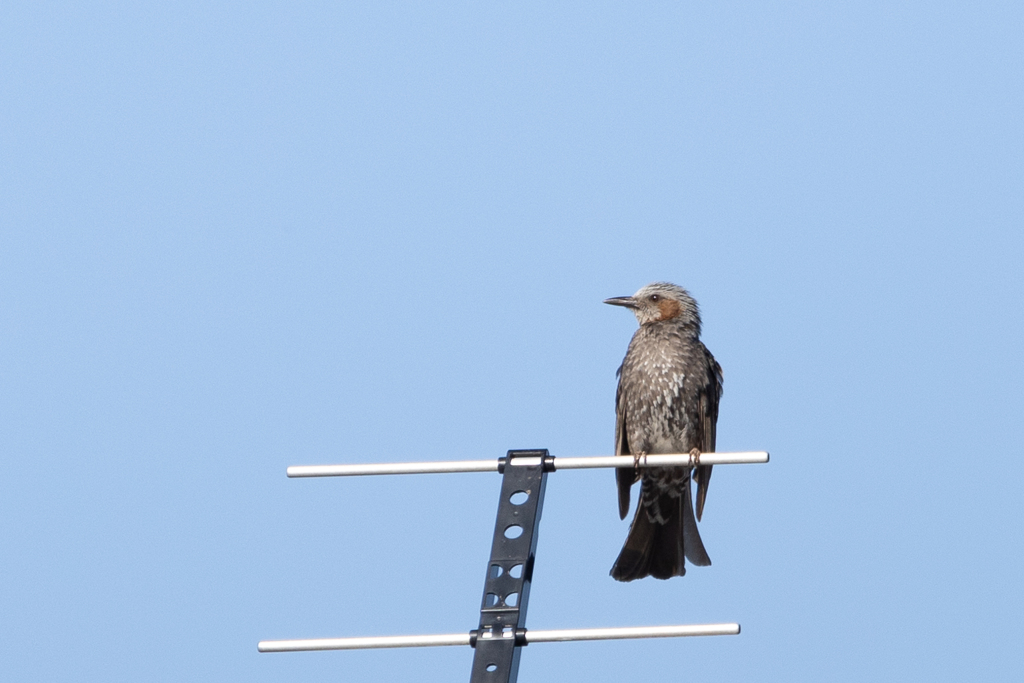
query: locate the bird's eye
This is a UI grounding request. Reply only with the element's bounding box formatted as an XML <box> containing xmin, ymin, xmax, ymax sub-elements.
<box><xmin>650</xmin><ymin>294</ymin><xmax>660</xmax><ymax>302</ymax></box>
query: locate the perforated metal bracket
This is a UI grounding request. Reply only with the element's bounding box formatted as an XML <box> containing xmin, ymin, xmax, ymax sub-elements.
<box><xmin>469</xmin><ymin>449</ymin><xmax>550</xmax><ymax>683</ymax></box>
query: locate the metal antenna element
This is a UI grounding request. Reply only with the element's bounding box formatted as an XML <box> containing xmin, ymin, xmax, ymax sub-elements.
<box><xmin>286</xmin><ymin>451</ymin><xmax>768</xmax><ymax>478</ymax></box>
<box><xmin>259</xmin><ymin>448</ymin><xmax>769</xmax><ymax>682</ymax></box>
<box><xmin>469</xmin><ymin>449</ymin><xmax>548</xmax><ymax>682</ymax></box>
<box><xmin>258</xmin><ymin>623</ymin><xmax>741</xmax><ymax>652</ymax></box>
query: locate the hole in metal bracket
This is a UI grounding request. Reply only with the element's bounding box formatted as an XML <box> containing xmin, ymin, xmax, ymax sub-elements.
<box><xmin>509</xmin><ymin>490</ymin><xmax>529</xmax><ymax>505</ymax></box>
<box><xmin>504</xmin><ymin>525</ymin><xmax>523</xmax><ymax>539</ymax></box>
<box><xmin>486</xmin><ymin>664</ymin><xmax>497</xmax><ymax>672</ymax></box>
<box><xmin>509</xmin><ymin>564</ymin><xmax>523</xmax><ymax>579</ymax></box>
<box><xmin>504</xmin><ymin>592</ymin><xmax>519</xmax><ymax>607</ymax></box>
<box><xmin>489</xmin><ymin>564</ymin><xmax>503</xmax><ymax>578</ymax></box>
<box><xmin>485</xmin><ymin>593</ymin><xmax>499</xmax><ymax>607</ymax></box>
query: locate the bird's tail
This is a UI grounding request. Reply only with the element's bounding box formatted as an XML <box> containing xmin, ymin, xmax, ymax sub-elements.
<box><xmin>610</xmin><ymin>479</ymin><xmax>710</xmax><ymax>582</ymax></box>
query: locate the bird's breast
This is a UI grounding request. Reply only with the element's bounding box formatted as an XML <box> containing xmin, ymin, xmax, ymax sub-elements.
<box><xmin>620</xmin><ymin>331</ymin><xmax>700</xmax><ymax>455</ymax></box>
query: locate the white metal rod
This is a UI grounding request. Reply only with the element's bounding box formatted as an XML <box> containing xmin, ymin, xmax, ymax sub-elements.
<box><xmin>258</xmin><ymin>623</ymin><xmax>740</xmax><ymax>652</ymax></box>
<box><xmin>286</xmin><ymin>452</ymin><xmax>768</xmax><ymax>478</ymax></box>
<box><xmin>259</xmin><ymin>633</ymin><xmax>471</xmax><ymax>652</ymax></box>
<box><xmin>552</xmin><ymin>452</ymin><xmax>768</xmax><ymax>470</ymax></box>
<box><xmin>525</xmin><ymin>623</ymin><xmax>740</xmax><ymax>642</ymax></box>
<box><xmin>287</xmin><ymin>460</ymin><xmax>499</xmax><ymax>478</ymax></box>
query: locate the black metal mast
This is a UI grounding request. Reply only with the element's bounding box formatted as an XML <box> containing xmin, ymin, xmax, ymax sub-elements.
<box><xmin>469</xmin><ymin>449</ymin><xmax>551</xmax><ymax>683</ymax></box>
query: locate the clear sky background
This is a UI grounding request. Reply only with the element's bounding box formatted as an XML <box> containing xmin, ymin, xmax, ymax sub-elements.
<box><xmin>2</xmin><ymin>2</ymin><xmax>1022</xmax><ymax>681</ymax></box>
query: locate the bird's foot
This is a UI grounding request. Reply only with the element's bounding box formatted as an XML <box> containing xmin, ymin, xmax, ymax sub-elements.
<box><xmin>689</xmin><ymin>447</ymin><xmax>701</xmax><ymax>468</ymax></box>
<box><xmin>633</xmin><ymin>451</ymin><xmax>648</xmax><ymax>477</ymax></box>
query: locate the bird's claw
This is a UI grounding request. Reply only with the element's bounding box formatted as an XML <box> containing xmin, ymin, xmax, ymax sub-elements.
<box><xmin>689</xmin><ymin>447</ymin><xmax>701</xmax><ymax>469</ymax></box>
<box><xmin>633</xmin><ymin>451</ymin><xmax>648</xmax><ymax>477</ymax></box>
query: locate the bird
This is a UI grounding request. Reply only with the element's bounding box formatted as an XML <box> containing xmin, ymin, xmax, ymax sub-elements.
<box><xmin>604</xmin><ymin>282</ymin><xmax>723</xmax><ymax>581</ymax></box>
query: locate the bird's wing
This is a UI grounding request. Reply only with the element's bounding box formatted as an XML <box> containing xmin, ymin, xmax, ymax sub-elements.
<box><xmin>614</xmin><ymin>367</ymin><xmax>636</xmax><ymax>520</ymax></box>
<box><xmin>694</xmin><ymin>349</ymin><xmax>723</xmax><ymax>521</ymax></box>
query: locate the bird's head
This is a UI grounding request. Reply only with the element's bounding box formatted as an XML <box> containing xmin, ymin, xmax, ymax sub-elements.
<box><xmin>604</xmin><ymin>282</ymin><xmax>702</xmax><ymax>331</ymax></box>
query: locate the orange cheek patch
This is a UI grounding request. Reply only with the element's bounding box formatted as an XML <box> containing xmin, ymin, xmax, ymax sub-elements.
<box><xmin>657</xmin><ymin>299</ymin><xmax>682</xmax><ymax>321</ymax></box>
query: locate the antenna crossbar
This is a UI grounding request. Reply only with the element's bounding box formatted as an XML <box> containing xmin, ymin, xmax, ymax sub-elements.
<box><xmin>286</xmin><ymin>451</ymin><xmax>768</xmax><ymax>478</ymax></box>
<box><xmin>258</xmin><ymin>623</ymin><xmax>741</xmax><ymax>652</ymax></box>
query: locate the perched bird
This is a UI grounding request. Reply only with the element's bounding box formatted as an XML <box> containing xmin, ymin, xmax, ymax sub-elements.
<box><xmin>605</xmin><ymin>282</ymin><xmax>723</xmax><ymax>581</ymax></box>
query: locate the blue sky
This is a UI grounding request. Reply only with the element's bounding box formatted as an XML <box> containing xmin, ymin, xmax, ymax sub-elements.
<box><xmin>2</xmin><ymin>2</ymin><xmax>1022</xmax><ymax>681</ymax></box>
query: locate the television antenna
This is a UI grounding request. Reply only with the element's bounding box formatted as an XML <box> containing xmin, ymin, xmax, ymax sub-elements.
<box><xmin>259</xmin><ymin>449</ymin><xmax>768</xmax><ymax>682</ymax></box>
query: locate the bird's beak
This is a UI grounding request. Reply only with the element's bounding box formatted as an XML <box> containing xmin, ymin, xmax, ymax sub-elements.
<box><xmin>603</xmin><ymin>296</ymin><xmax>638</xmax><ymax>309</ymax></box>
